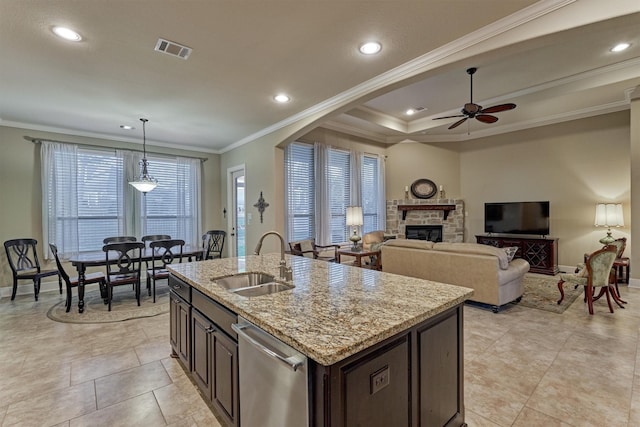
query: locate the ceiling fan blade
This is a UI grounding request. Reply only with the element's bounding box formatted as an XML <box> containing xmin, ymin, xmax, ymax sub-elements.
<box><xmin>476</xmin><ymin>114</ymin><xmax>498</xmax><ymax>124</ymax></box>
<box><xmin>433</xmin><ymin>114</ymin><xmax>465</xmax><ymax>120</ymax></box>
<box><xmin>448</xmin><ymin>118</ymin><xmax>468</xmax><ymax>129</ymax></box>
<box><xmin>480</xmin><ymin>103</ymin><xmax>516</xmax><ymax>114</ymax></box>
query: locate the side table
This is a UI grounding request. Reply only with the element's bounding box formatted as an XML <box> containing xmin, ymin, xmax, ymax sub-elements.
<box><xmin>337</xmin><ymin>248</ymin><xmax>381</xmax><ymax>270</ymax></box>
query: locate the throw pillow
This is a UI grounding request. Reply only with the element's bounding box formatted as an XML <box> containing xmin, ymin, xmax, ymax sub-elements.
<box><xmin>503</xmin><ymin>246</ymin><xmax>518</xmax><ymax>262</ymax></box>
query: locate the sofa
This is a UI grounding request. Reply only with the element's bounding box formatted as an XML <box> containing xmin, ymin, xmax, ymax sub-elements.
<box><xmin>381</xmin><ymin>240</ymin><xmax>530</xmax><ymax>312</ymax></box>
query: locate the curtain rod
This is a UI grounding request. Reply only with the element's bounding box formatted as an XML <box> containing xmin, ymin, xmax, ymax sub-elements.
<box><xmin>24</xmin><ymin>136</ymin><xmax>208</xmax><ymax>162</ymax></box>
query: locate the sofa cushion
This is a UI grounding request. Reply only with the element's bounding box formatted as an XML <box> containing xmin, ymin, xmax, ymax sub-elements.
<box><xmin>384</xmin><ymin>239</ymin><xmax>435</xmax><ymax>250</ymax></box>
<box><xmin>433</xmin><ymin>242</ymin><xmax>510</xmax><ymax>270</ymax></box>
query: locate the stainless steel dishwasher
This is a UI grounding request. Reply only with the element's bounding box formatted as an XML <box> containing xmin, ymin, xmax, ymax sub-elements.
<box><xmin>232</xmin><ymin>317</ymin><xmax>309</xmax><ymax>427</ymax></box>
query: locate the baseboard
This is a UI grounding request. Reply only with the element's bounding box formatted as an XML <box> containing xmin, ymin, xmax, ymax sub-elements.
<box><xmin>629</xmin><ymin>278</ymin><xmax>640</xmax><ymax>289</ymax></box>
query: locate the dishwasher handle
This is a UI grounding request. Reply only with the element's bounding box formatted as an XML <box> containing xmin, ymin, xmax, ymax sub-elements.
<box><xmin>232</xmin><ymin>323</ymin><xmax>304</xmax><ymax>372</ymax></box>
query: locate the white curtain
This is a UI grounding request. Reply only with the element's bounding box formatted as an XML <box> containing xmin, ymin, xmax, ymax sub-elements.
<box><xmin>41</xmin><ymin>141</ymin><xmax>79</xmax><ymax>258</ymax></box>
<box><xmin>350</xmin><ymin>151</ymin><xmax>362</xmax><ymax>206</ymax></box>
<box><xmin>117</xmin><ymin>149</ymin><xmax>140</xmax><ymax>236</ymax></box>
<box><xmin>314</xmin><ymin>142</ymin><xmax>331</xmax><ymax>245</ymax></box>
<box><xmin>283</xmin><ymin>144</ymin><xmax>294</xmax><ymax>242</ymax></box>
<box><xmin>178</xmin><ymin>156</ymin><xmax>202</xmax><ymax>247</ymax></box>
<box><xmin>376</xmin><ymin>155</ymin><xmax>386</xmax><ymax>230</ymax></box>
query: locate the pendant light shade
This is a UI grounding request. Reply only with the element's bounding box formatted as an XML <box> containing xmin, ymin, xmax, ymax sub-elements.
<box><xmin>129</xmin><ymin>118</ymin><xmax>158</xmax><ymax>193</ymax></box>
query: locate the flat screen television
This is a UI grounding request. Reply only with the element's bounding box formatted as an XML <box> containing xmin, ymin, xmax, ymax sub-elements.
<box><xmin>484</xmin><ymin>201</ymin><xmax>550</xmax><ymax>236</ymax></box>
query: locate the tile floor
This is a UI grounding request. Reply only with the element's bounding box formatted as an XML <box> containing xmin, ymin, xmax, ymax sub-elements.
<box><xmin>1</xmin><ymin>284</ymin><xmax>639</xmax><ymax>427</ymax></box>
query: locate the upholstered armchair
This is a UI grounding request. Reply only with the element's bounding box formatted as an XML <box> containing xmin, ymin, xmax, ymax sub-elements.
<box><xmin>557</xmin><ymin>245</ymin><xmax>622</xmax><ymax>314</ymax></box>
<box><xmin>288</xmin><ymin>239</ymin><xmax>339</xmax><ymax>262</ymax></box>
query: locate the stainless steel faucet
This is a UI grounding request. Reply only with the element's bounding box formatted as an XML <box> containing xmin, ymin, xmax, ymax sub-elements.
<box><xmin>254</xmin><ymin>231</ymin><xmax>293</xmax><ymax>281</ymax></box>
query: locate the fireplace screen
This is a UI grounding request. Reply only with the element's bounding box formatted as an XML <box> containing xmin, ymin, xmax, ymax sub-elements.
<box><xmin>405</xmin><ymin>225</ymin><xmax>443</xmax><ymax>242</ymax></box>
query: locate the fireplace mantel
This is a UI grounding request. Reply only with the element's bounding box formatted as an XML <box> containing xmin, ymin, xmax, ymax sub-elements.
<box><xmin>397</xmin><ymin>204</ymin><xmax>456</xmax><ymax>220</ymax></box>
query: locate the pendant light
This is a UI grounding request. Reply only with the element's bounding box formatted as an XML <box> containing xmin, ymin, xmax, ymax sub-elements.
<box><xmin>129</xmin><ymin>118</ymin><xmax>158</xmax><ymax>193</ymax></box>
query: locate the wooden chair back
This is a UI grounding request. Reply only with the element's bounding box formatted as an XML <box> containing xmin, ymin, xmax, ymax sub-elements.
<box><xmin>103</xmin><ymin>236</ymin><xmax>137</xmax><ymax>244</ymax></box>
<box><xmin>202</xmin><ymin>230</ymin><xmax>226</xmax><ymax>259</ymax></box>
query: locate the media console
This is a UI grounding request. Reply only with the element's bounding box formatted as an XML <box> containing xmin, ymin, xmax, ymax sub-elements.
<box><xmin>476</xmin><ymin>235</ymin><xmax>559</xmax><ymax>275</ymax></box>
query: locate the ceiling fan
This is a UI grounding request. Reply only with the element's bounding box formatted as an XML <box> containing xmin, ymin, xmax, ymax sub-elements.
<box><xmin>433</xmin><ymin>67</ymin><xmax>516</xmax><ymax>130</ymax></box>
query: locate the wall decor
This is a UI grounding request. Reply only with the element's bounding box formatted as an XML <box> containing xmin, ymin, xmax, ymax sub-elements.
<box><xmin>410</xmin><ymin>178</ymin><xmax>437</xmax><ymax>199</ymax></box>
<box><xmin>253</xmin><ymin>191</ymin><xmax>269</xmax><ymax>223</ymax></box>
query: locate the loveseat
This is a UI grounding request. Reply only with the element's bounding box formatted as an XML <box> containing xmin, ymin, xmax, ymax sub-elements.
<box><xmin>381</xmin><ymin>240</ymin><xmax>530</xmax><ymax>312</ymax></box>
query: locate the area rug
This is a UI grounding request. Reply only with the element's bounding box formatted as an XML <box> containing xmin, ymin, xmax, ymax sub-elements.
<box><xmin>47</xmin><ymin>282</ymin><xmax>171</xmax><ymax>324</ymax></box>
<box><xmin>518</xmin><ymin>273</ymin><xmax>583</xmax><ymax>314</ymax></box>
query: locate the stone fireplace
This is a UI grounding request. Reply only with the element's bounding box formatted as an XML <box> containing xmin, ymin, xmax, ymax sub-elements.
<box><xmin>386</xmin><ymin>198</ymin><xmax>464</xmax><ymax>243</ymax></box>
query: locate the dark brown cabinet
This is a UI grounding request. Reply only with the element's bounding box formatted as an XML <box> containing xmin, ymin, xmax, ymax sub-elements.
<box><xmin>192</xmin><ymin>308</ymin><xmax>239</xmax><ymax>427</ymax></box>
<box><xmin>476</xmin><ymin>235</ymin><xmax>559</xmax><ymax>275</ymax></box>
<box><xmin>313</xmin><ymin>305</ymin><xmax>465</xmax><ymax>427</ymax></box>
<box><xmin>170</xmin><ymin>291</ymin><xmax>191</xmax><ymax>370</ymax></box>
<box><xmin>170</xmin><ymin>273</ymin><xmax>466</xmax><ymax>427</ymax></box>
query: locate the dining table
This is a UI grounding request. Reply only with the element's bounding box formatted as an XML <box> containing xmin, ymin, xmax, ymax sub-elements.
<box><xmin>69</xmin><ymin>244</ymin><xmax>203</xmax><ymax>313</ymax></box>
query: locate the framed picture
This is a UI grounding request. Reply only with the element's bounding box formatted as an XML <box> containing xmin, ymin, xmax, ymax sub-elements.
<box><xmin>410</xmin><ymin>178</ymin><xmax>437</xmax><ymax>199</ymax></box>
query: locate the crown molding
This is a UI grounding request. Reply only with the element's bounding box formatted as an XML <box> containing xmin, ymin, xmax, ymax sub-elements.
<box><xmin>222</xmin><ymin>0</ymin><xmax>576</xmax><ymax>153</ymax></box>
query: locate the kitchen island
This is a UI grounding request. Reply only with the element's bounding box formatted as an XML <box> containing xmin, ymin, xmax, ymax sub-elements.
<box><xmin>168</xmin><ymin>253</ymin><xmax>473</xmax><ymax>427</ymax></box>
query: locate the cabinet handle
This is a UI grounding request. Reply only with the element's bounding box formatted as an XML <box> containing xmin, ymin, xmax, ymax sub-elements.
<box><xmin>205</xmin><ymin>326</ymin><xmax>215</xmax><ymax>333</ymax></box>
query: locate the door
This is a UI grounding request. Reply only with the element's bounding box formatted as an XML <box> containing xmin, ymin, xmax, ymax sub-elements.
<box><xmin>228</xmin><ymin>166</ymin><xmax>246</xmax><ymax>257</ymax></box>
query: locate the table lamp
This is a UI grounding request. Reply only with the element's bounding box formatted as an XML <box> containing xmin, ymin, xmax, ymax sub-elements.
<box><xmin>594</xmin><ymin>203</ymin><xmax>624</xmax><ymax>244</ymax></box>
<box><xmin>346</xmin><ymin>206</ymin><xmax>363</xmax><ymax>250</ymax></box>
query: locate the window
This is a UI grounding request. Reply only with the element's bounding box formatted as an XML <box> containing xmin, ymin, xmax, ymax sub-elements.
<box><xmin>285</xmin><ymin>143</ymin><xmax>315</xmax><ymax>241</ymax></box>
<box><xmin>284</xmin><ymin>142</ymin><xmax>385</xmax><ymax>245</ymax></box>
<box><xmin>326</xmin><ymin>149</ymin><xmax>350</xmax><ymax>242</ymax></box>
<box><xmin>42</xmin><ymin>141</ymin><xmax>201</xmax><ymax>257</ymax></box>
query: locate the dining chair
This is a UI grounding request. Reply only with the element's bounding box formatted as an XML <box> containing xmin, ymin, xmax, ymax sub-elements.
<box><xmin>288</xmin><ymin>239</ymin><xmax>339</xmax><ymax>262</ymax></box>
<box><xmin>4</xmin><ymin>238</ymin><xmax>61</xmax><ymax>301</ymax></box>
<box><xmin>147</xmin><ymin>239</ymin><xmax>185</xmax><ymax>302</ymax></box>
<box><xmin>201</xmin><ymin>230</ymin><xmax>226</xmax><ymax>260</ymax></box>
<box><xmin>557</xmin><ymin>245</ymin><xmax>620</xmax><ymax>314</ymax></box>
<box><xmin>141</xmin><ymin>235</ymin><xmax>172</xmax><ymax>247</ymax></box>
<box><xmin>49</xmin><ymin>244</ymin><xmax>107</xmax><ymax>312</ymax></box>
<box><xmin>103</xmin><ymin>236</ymin><xmax>137</xmax><ymax>244</ymax></box>
<box><xmin>103</xmin><ymin>241</ymin><xmax>145</xmax><ymax>311</ymax></box>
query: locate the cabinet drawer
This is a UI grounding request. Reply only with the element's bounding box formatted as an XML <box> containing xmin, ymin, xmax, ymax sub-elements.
<box><xmin>169</xmin><ymin>276</ymin><xmax>192</xmax><ymax>302</ymax></box>
<box><xmin>193</xmin><ymin>288</ymin><xmax>237</xmax><ymax>340</ymax></box>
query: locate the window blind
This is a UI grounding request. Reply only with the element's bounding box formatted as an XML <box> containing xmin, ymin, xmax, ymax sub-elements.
<box><xmin>285</xmin><ymin>143</ymin><xmax>315</xmax><ymax>241</ymax></box>
<box><xmin>327</xmin><ymin>148</ymin><xmax>351</xmax><ymax>242</ymax></box>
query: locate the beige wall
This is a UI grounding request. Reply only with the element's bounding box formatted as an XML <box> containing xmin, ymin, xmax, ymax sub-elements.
<box><xmin>0</xmin><ymin>125</ymin><xmax>222</xmax><ymax>291</ymax></box>
<box><xmin>1</xmin><ymin>109</ymin><xmax>633</xmax><ymax>290</ymax></box>
<box><xmin>458</xmin><ymin>111</ymin><xmax>630</xmax><ymax>268</ymax></box>
<box><xmin>385</xmin><ymin>142</ymin><xmax>461</xmax><ymax>201</ymax></box>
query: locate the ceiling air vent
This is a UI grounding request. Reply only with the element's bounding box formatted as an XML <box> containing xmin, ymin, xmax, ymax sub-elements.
<box><xmin>154</xmin><ymin>38</ymin><xmax>192</xmax><ymax>60</ymax></box>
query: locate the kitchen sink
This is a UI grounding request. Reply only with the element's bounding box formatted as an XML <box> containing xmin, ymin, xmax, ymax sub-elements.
<box><xmin>212</xmin><ymin>272</ymin><xmax>294</xmax><ymax>297</ymax></box>
<box><xmin>214</xmin><ymin>272</ymin><xmax>276</xmax><ymax>289</ymax></box>
<box><xmin>232</xmin><ymin>282</ymin><xmax>295</xmax><ymax>297</ymax></box>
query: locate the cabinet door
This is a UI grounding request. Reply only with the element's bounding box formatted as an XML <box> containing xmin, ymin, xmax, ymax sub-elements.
<box><xmin>170</xmin><ymin>292</ymin><xmax>191</xmax><ymax>370</ymax></box>
<box><xmin>192</xmin><ymin>309</ymin><xmax>213</xmax><ymax>400</ymax></box>
<box><xmin>169</xmin><ymin>293</ymin><xmax>179</xmax><ymax>353</ymax></box>
<box><xmin>418</xmin><ymin>309</ymin><xmax>463</xmax><ymax>427</ymax></box>
<box><xmin>212</xmin><ymin>329</ymin><xmax>239</xmax><ymax>427</ymax></box>
<box><xmin>178</xmin><ymin>299</ymin><xmax>191</xmax><ymax>369</ymax></box>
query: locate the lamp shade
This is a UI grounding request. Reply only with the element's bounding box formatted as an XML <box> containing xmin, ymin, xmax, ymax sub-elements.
<box><xmin>346</xmin><ymin>206</ymin><xmax>363</xmax><ymax>226</ymax></box>
<box><xmin>594</xmin><ymin>203</ymin><xmax>624</xmax><ymax>227</ymax></box>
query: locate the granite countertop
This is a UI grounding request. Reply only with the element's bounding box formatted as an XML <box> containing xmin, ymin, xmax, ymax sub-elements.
<box><xmin>168</xmin><ymin>253</ymin><xmax>473</xmax><ymax>366</ymax></box>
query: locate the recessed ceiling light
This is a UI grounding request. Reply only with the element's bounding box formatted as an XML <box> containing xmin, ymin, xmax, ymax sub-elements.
<box><xmin>120</xmin><ymin>125</ymin><xmax>135</xmax><ymax>130</ymax></box>
<box><xmin>52</xmin><ymin>26</ymin><xmax>82</xmax><ymax>42</ymax></box>
<box><xmin>406</xmin><ymin>109</ymin><xmax>416</xmax><ymax>116</ymax></box>
<box><xmin>610</xmin><ymin>43</ymin><xmax>630</xmax><ymax>52</ymax></box>
<box><xmin>359</xmin><ymin>42</ymin><xmax>382</xmax><ymax>55</ymax></box>
<box><xmin>274</xmin><ymin>94</ymin><xmax>291</xmax><ymax>103</ymax></box>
